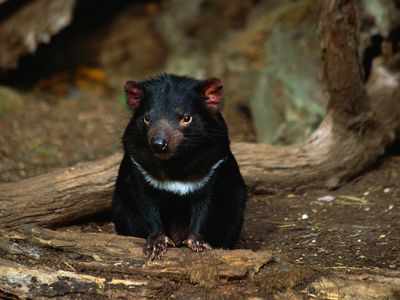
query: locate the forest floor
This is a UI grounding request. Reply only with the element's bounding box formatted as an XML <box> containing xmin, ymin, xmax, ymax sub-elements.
<box><xmin>0</xmin><ymin>83</ymin><xmax>399</xmax><ymax>298</ymax></box>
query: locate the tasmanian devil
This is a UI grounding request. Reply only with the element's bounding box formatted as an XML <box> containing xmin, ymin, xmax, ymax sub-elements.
<box><xmin>112</xmin><ymin>73</ymin><xmax>247</xmax><ymax>259</ymax></box>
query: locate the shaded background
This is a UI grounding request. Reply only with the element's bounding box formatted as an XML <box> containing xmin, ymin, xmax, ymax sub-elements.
<box><xmin>0</xmin><ymin>0</ymin><xmax>327</xmax><ymax>182</ymax></box>
<box><xmin>0</xmin><ymin>0</ymin><xmax>400</xmax><ymax>182</ymax></box>
<box><xmin>0</xmin><ymin>0</ymin><xmax>398</xmax><ymax>183</ymax></box>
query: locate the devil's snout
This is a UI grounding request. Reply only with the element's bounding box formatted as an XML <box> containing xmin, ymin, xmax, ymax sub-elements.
<box><xmin>150</xmin><ymin>135</ymin><xmax>168</xmax><ymax>153</ymax></box>
<box><xmin>148</xmin><ymin>119</ymin><xmax>172</xmax><ymax>154</ymax></box>
<box><xmin>147</xmin><ymin>119</ymin><xmax>183</xmax><ymax>159</ymax></box>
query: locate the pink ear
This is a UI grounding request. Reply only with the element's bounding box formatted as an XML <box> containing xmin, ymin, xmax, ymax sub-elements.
<box><xmin>204</xmin><ymin>78</ymin><xmax>223</xmax><ymax>111</ymax></box>
<box><xmin>124</xmin><ymin>81</ymin><xmax>143</xmax><ymax>109</ymax></box>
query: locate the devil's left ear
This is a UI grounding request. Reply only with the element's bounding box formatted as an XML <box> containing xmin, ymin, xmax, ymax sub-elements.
<box><xmin>124</xmin><ymin>81</ymin><xmax>143</xmax><ymax>109</ymax></box>
<box><xmin>203</xmin><ymin>77</ymin><xmax>223</xmax><ymax>111</ymax></box>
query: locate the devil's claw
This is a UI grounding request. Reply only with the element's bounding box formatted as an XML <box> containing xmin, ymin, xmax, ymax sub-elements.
<box><xmin>183</xmin><ymin>234</ymin><xmax>212</xmax><ymax>252</ymax></box>
<box><xmin>144</xmin><ymin>234</ymin><xmax>175</xmax><ymax>260</ymax></box>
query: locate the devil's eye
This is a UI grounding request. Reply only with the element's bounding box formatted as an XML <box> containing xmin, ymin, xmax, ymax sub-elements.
<box><xmin>143</xmin><ymin>115</ymin><xmax>150</xmax><ymax>125</ymax></box>
<box><xmin>182</xmin><ymin>114</ymin><xmax>192</xmax><ymax>123</ymax></box>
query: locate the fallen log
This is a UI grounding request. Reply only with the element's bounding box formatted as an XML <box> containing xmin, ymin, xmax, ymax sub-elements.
<box><xmin>0</xmin><ymin>226</ymin><xmax>274</xmax><ymax>298</ymax></box>
<box><xmin>0</xmin><ymin>258</ymin><xmax>152</xmax><ymax>299</ymax></box>
<box><xmin>311</xmin><ymin>270</ymin><xmax>400</xmax><ymax>299</ymax></box>
<box><xmin>1</xmin><ymin>226</ymin><xmax>272</xmax><ymax>281</ymax></box>
<box><xmin>0</xmin><ymin>153</ymin><xmax>118</xmax><ymax>229</ymax></box>
<box><xmin>1</xmin><ymin>226</ymin><xmax>400</xmax><ymax>299</ymax></box>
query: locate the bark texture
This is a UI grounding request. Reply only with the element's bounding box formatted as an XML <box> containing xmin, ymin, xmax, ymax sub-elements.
<box><xmin>1</xmin><ymin>226</ymin><xmax>400</xmax><ymax>299</ymax></box>
<box><xmin>0</xmin><ymin>226</ymin><xmax>273</xmax><ymax>298</ymax></box>
<box><xmin>0</xmin><ymin>153</ymin><xmax>118</xmax><ymax>229</ymax></box>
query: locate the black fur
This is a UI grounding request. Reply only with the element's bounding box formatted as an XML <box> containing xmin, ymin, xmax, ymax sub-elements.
<box><xmin>112</xmin><ymin>74</ymin><xmax>247</xmax><ymax>256</ymax></box>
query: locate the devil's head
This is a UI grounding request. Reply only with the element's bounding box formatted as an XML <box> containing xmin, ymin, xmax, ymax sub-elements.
<box><xmin>123</xmin><ymin>74</ymin><xmax>228</xmax><ymax>161</ymax></box>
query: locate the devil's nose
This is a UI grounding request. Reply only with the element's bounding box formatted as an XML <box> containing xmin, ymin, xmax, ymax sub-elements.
<box><xmin>150</xmin><ymin>137</ymin><xmax>168</xmax><ymax>153</ymax></box>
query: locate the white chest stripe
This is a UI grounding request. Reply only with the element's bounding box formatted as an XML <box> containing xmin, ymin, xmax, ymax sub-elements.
<box><xmin>129</xmin><ymin>155</ymin><xmax>226</xmax><ymax>196</ymax></box>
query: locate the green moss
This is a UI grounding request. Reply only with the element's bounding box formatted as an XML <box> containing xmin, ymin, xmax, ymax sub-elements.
<box><xmin>119</xmin><ymin>94</ymin><xmax>127</xmax><ymax>108</ymax></box>
<box><xmin>33</xmin><ymin>146</ymin><xmax>57</xmax><ymax>156</ymax></box>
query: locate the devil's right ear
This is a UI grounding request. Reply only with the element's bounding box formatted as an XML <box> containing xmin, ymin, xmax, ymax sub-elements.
<box><xmin>124</xmin><ymin>81</ymin><xmax>143</xmax><ymax>109</ymax></box>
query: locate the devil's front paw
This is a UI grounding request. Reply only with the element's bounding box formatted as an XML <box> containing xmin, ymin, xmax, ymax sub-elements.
<box><xmin>144</xmin><ymin>234</ymin><xmax>175</xmax><ymax>260</ymax></box>
<box><xmin>183</xmin><ymin>234</ymin><xmax>212</xmax><ymax>252</ymax></box>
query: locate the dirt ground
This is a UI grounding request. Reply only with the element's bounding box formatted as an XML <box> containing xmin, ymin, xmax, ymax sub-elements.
<box><xmin>243</xmin><ymin>156</ymin><xmax>400</xmax><ymax>270</ymax></box>
<box><xmin>0</xmin><ymin>81</ymin><xmax>399</xmax><ymax>297</ymax></box>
